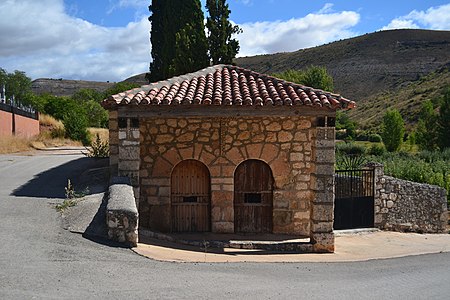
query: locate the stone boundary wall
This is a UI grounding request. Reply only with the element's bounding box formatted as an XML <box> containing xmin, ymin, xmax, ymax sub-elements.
<box><xmin>106</xmin><ymin>177</ymin><xmax>139</xmax><ymax>246</ymax></box>
<box><xmin>370</xmin><ymin>163</ymin><xmax>448</xmax><ymax>233</ymax></box>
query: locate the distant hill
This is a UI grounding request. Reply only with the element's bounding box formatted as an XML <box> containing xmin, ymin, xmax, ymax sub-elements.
<box><xmin>235</xmin><ymin>29</ymin><xmax>450</xmax><ymax>101</ymax></box>
<box><xmin>350</xmin><ymin>66</ymin><xmax>450</xmax><ymax>128</ymax></box>
<box><xmin>31</xmin><ymin>78</ymin><xmax>115</xmax><ymax>97</ymax></box>
<box><xmin>235</xmin><ymin>29</ymin><xmax>450</xmax><ymax>128</ymax></box>
<box><xmin>122</xmin><ymin>73</ymin><xmax>148</xmax><ymax>86</ymax></box>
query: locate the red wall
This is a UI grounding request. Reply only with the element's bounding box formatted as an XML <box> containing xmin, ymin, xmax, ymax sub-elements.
<box><xmin>0</xmin><ymin>110</ymin><xmax>39</xmax><ymax>138</ymax></box>
<box><xmin>0</xmin><ymin>110</ymin><xmax>13</xmax><ymax>136</ymax></box>
<box><xmin>14</xmin><ymin>114</ymin><xmax>40</xmax><ymax>138</ymax></box>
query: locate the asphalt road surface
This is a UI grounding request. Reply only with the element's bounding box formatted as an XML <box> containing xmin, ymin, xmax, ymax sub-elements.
<box><xmin>1</xmin><ymin>153</ymin><xmax>449</xmax><ymax>299</ymax></box>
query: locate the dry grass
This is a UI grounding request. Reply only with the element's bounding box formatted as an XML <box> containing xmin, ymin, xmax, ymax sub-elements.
<box><xmin>31</xmin><ymin>133</ymin><xmax>81</xmax><ymax>150</ymax></box>
<box><xmin>39</xmin><ymin>114</ymin><xmax>63</xmax><ymax>128</ymax></box>
<box><xmin>0</xmin><ymin>135</ymin><xmax>32</xmax><ymax>154</ymax></box>
<box><xmin>88</xmin><ymin>128</ymin><xmax>109</xmax><ymax>143</ymax></box>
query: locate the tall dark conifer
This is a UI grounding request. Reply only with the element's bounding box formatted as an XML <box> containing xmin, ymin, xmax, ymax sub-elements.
<box><xmin>147</xmin><ymin>0</ymin><xmax>209</xmax><ymax>82</ymax></box>
<box><xmin>205</xmin><ymin>0</ymin><xmax>241</xmax><ymax>65</ymax></box>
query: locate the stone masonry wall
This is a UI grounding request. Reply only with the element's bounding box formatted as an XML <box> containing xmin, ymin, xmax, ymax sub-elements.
<box><xmin>371</xmin><ymin>163</ymin><xmax>448</xmax><ymax>233</ymax></box>
<box><xmin>139</xmin><ymin>116</ymin><xmax>318</xmax><ymax>236</ymax></box>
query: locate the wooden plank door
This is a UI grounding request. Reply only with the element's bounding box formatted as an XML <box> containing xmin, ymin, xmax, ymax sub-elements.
<box><xmin>171</xmin><ymin>160</ymin><xmax>211</xmax><ymax>232</ymax></box>
<box><xmin>234</xmin><ymin>160</ymin><xmax>274</xmax><ymax>233</ymax></box>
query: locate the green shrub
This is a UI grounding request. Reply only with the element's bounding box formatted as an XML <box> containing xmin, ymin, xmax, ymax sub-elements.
<box><xmin>63</xmin><ymin>109</ymin><xmax>91</xmax><ymax>145</ymax></box>
<box><xmin>355</xmin><ymin>131</ymin><xmax>368</xmax><ymax>141</ymax></box>
<box><xmin>368</xmin><ymin>134</ymin><xmax>382</xmax><ymax>143</ymax></box>
<box><xmin>50</xmin><ymin>126</ymin><xmax>65</xmax><ymax>139</ymax></box>
<box><xmin>368</xmin><ymin>144</ymin><xmax>385</xmax><ymax>156</ymax></box>
<box><xmin>367</xmin><ymin>150</ymin><xmax>450</xmax><ymax>205</ymax></box>
<box><xmin>336</xmin><ymin>130</ymin><xmax>347</xmax><ymax>140</ymax></box>
<box><xmin>85</xmin><ymin>133</ymin><xmax>109</xmax><ymax>158</ymax></box>
<box><xmin>336</xmin><ymin>142</ymin><xmax>366</xmax><ymax>156</ymax></box>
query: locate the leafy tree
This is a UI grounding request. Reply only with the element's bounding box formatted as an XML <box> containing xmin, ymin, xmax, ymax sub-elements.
<box><xmin>205</xmin><ymin>0</ymin><xmax>241</xmax><ymax>65</ymax></box>
<box><xmin>336</xmin><ymin>111</ymin><xmax>358</xmax><ymax>139</ymax></box>
<box><xmin>71</xmin><ymin>88</ymin><xmax>103</xmax><ymax>103</ymax></box>
<box><xmin>147</xmin><ymin>0</ymin><xmax>208</xmax><ymax>82</ymax></box>
<box><xmin>103</xmin><ymin>82</ymin><xmax>141</xmax><ymax>98</ymax></box>
<box><xmin>437</xmin><ymin>87</ymin><xmax>450</xmax><ymax>149</ymax></box>
<box><xmin>63</xmin><ymin>107</ymin><xmax>91</xmax><ymax>145</ymax></box>
<box><xmin>299</xmin><ymin>66</ymin><xmax>334</xmax><ymax>92</ymax></box>
<box><xmin>273</xmin><ymin>66</ymin><xmax>334</xmax><ymax>92</ymax></box>
<box><xmin>44</xmin><ymin>96</ymin><xmax>76</xmax><ymax>121</ymax></box>
<box><xmin>381</xmin><ymin>109</ymin><xmax>405</xmax><ymax>152</ymax></box>
<box><xmin>82</xmin><ymin>100</ymin><xmax>108</xmax><ymax>128</ymax></box>
<box><xmin>0</xmin><ymin>68</ymin><xmax>33</xmax><ymax>104</ymax></box>
<box><xmin>0</xmin><ymin>68</ymin><xmax>7</xmax><ymax>89</ymax></box>
<box><xmin>416</xmin><ymin>100</ymin><xmax>438</xmax><ymax>150</ymax></box>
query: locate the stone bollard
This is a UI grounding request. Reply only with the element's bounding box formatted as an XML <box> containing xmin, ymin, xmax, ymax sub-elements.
<box><xmin>106</xmin><ymin>177</ymin><xmax>139</xmax><ymax>247</ymax></box>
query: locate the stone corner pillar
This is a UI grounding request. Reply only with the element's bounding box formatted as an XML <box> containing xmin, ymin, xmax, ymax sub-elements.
<box><xmin>117</xmin><ymin>116</ymin><xmax>141</xmax><ymax>208</ymax></box>
<box><xmin>310</xmin><ymin>127</ymin><xmax>335</xmax><ymax>253</ymax></box>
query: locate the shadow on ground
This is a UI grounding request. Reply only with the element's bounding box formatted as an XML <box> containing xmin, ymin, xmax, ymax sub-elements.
<box><xmin>138</xmin><ymin>231</ymin><xmax>311</xmax><ymax>256</ymax></box>
<box><xmin>12</xmin><ymin>157</ymin><xmax>109</xmax><ymax>199</ymax></box>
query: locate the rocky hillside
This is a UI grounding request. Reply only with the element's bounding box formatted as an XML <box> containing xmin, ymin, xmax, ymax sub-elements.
<box><xmin>235</xmin><ymin>29</ymin><xmax>450</xmax><ymax>101</ymax></box>
<box><xmin>31</xmin><ymin>78</ymin><xmax>115</xmax><ymax>97</ymax></box>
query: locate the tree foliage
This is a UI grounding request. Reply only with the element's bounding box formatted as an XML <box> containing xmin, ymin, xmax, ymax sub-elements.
<box><xmin>104</xmin><ymin>82</ymin><xmax>140</xmax><ymax>97</ymax></box>
<box><xmin>63</xmin><ymin>107</ymin><xmax>91</xmax><ymax>145</ymax></box>
<box><xmin>381</xmin><ymin>109</ymin><xmax>405</xmax><ymax>152</ymax></box>
<box><xmin>148</xmin><ymin>0</ymin><xmax>209</xmax><ymax>82</ymax></box>
<box><xmin>0</xmin><ymin>68</ymin><xmax>33</xmax><ymax>104</ymax></box>
<box><xmin>416</xmin><ymin>100</ymin><xmax>438</xmax><ymax>150</ymax></box>
<box><xmin>437</xmin><ymin>87</ymin><xmax>450</xmax><ymax>149</ymax></box>
<box><xmin>273</xmin><ymin>66</ymin><xmax>334</xmax><ymax>92</ymax></box>
<box><xmin>170</xmin><ymin>23</ymin><xmax>209</xmax><ymax>76</ymax></box>
<box><xmin>205</xmin><ymin>0</ymin><xmax>241</xmax><ymax>65</ymax></box>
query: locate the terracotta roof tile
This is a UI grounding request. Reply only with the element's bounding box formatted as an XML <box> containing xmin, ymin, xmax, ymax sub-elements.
<box><xmin>102</xmin><ymin>65</ymin><xmax>356</xmax><ymax>110</ymax></box>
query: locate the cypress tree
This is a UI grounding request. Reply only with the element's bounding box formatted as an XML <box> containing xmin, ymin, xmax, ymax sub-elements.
<box><xmin>205</xmin><ymin>0</ymin><xmax>241</xmax><ymax>65</ymax></box>
<box><xmin>147</xmin><ymin>0</ymin><xmax>209</xmax><ymax>82</ymax></box>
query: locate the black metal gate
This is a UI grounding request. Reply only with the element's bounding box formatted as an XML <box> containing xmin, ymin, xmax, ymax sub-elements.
<box><xmin>334</xmin><ymin>169</ymin><xmax>375</xmax><ymax>230</ymax></box>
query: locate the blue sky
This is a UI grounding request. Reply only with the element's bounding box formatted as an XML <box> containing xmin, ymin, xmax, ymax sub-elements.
<box><xmin>0</xmin><ymin>0</ymin><xmax>449</xmax><ymax>82</ymax></box>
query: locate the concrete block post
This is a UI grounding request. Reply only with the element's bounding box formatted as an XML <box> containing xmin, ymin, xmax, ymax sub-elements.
<box><xmin>311</xmin><ymin>127</ymin><xmax>335</xmax><ymax>253</ymax></box>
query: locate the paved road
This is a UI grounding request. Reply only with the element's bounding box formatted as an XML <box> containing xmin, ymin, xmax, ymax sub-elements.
<box><xmin>1</xmin><ymin>154</ymin><xmax>449</xmax><ymax>299</ymax></box>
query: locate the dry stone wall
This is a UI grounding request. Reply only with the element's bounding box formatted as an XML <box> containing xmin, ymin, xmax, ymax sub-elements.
<box><xmin>370</xmin><ymin>163</ymin><xmax>448</xmax><ymax>233</ymax></box>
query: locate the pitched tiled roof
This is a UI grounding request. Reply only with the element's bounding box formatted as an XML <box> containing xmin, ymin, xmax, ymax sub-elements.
<box><xmin>102</xmin><ymin>65</ymin><xmax>355</xmax><ymax>110</ymax></box>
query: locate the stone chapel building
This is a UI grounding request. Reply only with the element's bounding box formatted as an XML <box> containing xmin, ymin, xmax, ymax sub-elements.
<box><xmin>102</xmin><ymin>65</ymin><xmax>356</xmax><ymax>252</ymax></box>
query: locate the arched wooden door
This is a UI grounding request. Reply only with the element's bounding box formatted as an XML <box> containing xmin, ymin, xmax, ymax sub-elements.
<box><xmin>234</xmin><ymin>160</ymin><xmax>274</xmax><ymax>233</ymax></box>
<box><xmin>171</xmin><ymin>160</ymin><xmax>211</xmax><ymax>232</ymax></box>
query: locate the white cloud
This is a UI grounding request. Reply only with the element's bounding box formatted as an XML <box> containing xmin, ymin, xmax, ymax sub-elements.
<box><xmin>317</xmin><ymin>3</ymin><xmax>334</xmax><ymax>14</ymax></box>
<box><xmin>236</xmin><ymin>10</ymin><xmax>360</xmax><ymax>57</ymax></box>
<box><xmin>0</xmin><ymin>0</ymin><xmax>150</xmax><ymax>82</ymax></box>
<box><xmin>382</xmin><ymin>3</ymin><xmax>450</xmax><ymax>30</ymax></box>
<box><xmin>0</xmin><ymin>0</ymin><xmax>360</xmax><ymax>81</ymax></box>
<box><xmin>107</xmin><ymin>0</ymin><xmax>149</xmax><ymax>18</ymax></box>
